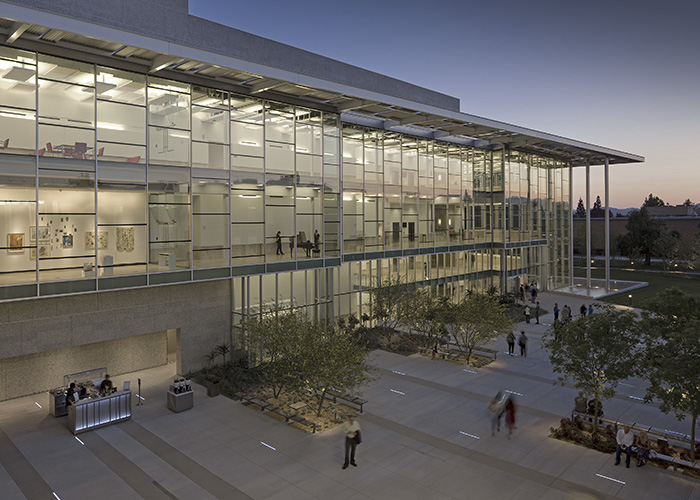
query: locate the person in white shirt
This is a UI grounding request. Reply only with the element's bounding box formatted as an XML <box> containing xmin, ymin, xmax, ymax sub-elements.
<box><xmin>342</xmin><ymin>415</ymin><xmax>361</xmax><ymax>469</ymax></box>
<box><xmin>615</xmin><ymin>425</ymin><xmax>634</xmax><ymax>467</ymax></box>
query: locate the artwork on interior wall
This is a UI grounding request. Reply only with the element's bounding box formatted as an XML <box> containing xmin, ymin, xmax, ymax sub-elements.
<box><xmin>30</xmin><ymin>244</ymin><xmax>50</xmax><ymax>259</ymax></box>
<box><xmin>30</xmin><ymin>226</ymin><xmax>50</xmax><ymax>242</ymax></box>
<box><xmin>7</xmin><ymin>233</ymin><xmax>24</xmax><ymax>252</ymax></box>
<box><xmin>85</xmin><ymin>231</ymin><xmax>109</xmax><ymax>250</ymax></box>
<box><xmin>62</xmin><ymin>233</ymin><xmax>73</xmax><ymax>248</ymax></box>
<box><xmin>116</xmin><ymin>227</ymin><xmax>135</xmax><ymax>252</ymax></box>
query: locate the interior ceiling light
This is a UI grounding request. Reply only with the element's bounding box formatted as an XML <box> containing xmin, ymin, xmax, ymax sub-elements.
<box><xmin>95</xmin><ymin>81</ymin><xmax>117</xmax><ymax>94</ymax></box>
<box><xmin>10</xmin><ymin>82</ymin><xmax>35</xmax><ymax>93</ymax></box>
<box><xmin>81</xmin><ymin>82</ymin><xmax>117</xmax><ymax>95</ymax></box>
<box><xmin>3</xmin><ymin>66</ymin><xmax>35</xmax><ymax>82</ymax></box>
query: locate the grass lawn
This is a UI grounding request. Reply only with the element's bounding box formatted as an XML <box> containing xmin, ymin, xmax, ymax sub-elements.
<box><xmin>574</xmin><ymin>266</ymin><xmax>700</xmax><ymax>306</ymax></box>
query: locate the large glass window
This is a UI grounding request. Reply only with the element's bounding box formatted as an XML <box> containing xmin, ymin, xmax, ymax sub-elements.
<box><xmin>0</xmin><ymin>156</ymin><xmax>36</xmax><ymax>285</ymax></box>
<box><xmin>193</xmin><ymin>178</ymin><xmax>229</xmax><ymax>268</ymax></box>
<box><xmin>148</xmin><ymin>166</ymin><xmax>190</xmax><ymax>271</ymax></box>
<box><xmin>0</xmin><ymin>47</ymin><xmax>36</xmax><ymax>110</ymax></box>
<box><xmin>38</xmin><ymin>168</ymin><xmax>96</xmax><ymax>282</ymax></box>
<box><xmin>97</xmin><ymin>161</ymin><xmax>147</xmax><ymax>276</ymax></box>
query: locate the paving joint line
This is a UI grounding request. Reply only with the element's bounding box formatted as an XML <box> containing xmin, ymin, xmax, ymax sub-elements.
<box><xmin>362</xmin><ymin>412</ymin><xmax>619</xmax><ymax>500</ymax></box>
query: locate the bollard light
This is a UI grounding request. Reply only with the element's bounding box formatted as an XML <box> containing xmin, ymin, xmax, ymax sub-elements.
<box><xmin>628</xmin><ymin>294</ymin><xmax>632</xmax><ymax>307</ymax></box>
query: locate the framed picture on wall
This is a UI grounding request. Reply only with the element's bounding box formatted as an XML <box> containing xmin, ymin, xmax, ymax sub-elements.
<box><xmin>7</xmin><ymin>233</ymin><xmax>24</xmax><ymax>252</ymax></box>
<box><xmin>30</xmin><ymin>245</ymin><xmax>50</xmax><ymax>259</ymax></box>
<box><xmin>85</xmin><ymin>231</ymin><xmax>109</xmax><ymax>250</ymax></box>
<box><xmin>62</xmin><ymin>233</ymin><xmax>73</xmax><ymax>248</ymax></box>
<box><xmin>30</xmin><ymin>226</ymin><xmax>50</xmax><ymax>242</ymax></box>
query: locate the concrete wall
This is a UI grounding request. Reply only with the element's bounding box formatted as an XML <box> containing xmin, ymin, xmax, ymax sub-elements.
<box><xmin>0</xmin><ymin>330</ymin><xmax>166</xmax><ymax>401</ymax></box>
<box><xmin>0</xmin><ymin>279</ymin><xmax>232</xmax><ymax>400</ymax></box>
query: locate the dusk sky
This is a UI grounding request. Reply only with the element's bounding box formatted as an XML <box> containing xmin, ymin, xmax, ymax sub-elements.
<box><xmin>190</xmin><ymin>0</ymin><xmax>699</xmax><ymax>209</ymax></box>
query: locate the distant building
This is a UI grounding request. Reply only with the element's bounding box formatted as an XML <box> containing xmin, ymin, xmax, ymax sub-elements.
<box><xmin>646</xmin><ymin>205</ymin><xmax>699</xmax><ymax>218</ymax></box>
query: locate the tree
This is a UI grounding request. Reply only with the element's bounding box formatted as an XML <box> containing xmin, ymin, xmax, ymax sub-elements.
<box><xmin>302</xmin><ymin>322</ymin><xmax>375</xmax><ymax>417</ymax></box>
<box><xmin>590</xmin><ymin>195</ymin><xmax>605</xmax><ymax>218</ymax></box>
<box><xmin>446</xmin><ymin>294</ymin><xmax>514</xmax><ymax>364</ymax></box>
<box><xmin>639</xmin><ymin>289</ymin><xmax>700</xmax><ymax>460</ymax></box>
<box><xmin>683</xmin><ymin>198</ymin><xmax>695</xmax><ymax>207</ymax></box>
<box><xmin>617</xmin><ymin>207</ymin><xmax>667</xmax><ymax>265</ymax></box>
<box><xmin>401</xmin><ymin>292</ymin><xmax>451</xmax><ymax>348</ymax></box>
<box><xmin>574</xmin><ymin>197</ymin><xmax>586</xmax><ymax>218</ymax></box>
<box><xmin>543</xmin><ymin>305</ymin><xmax>638</xmax><ymax>430</ymax></box>
<box><xmin>246</xmin><ymin>307</ymin><xmax>307</xmax><ymax>398</ymax></box>
<box><xmin>370</xmin><ymin>277</ymin><xmax>411</xmax><ymax>341</ymax></box>
<box><xmin>653</xmin><ymin>230</ymin><xmax>682</xmax><ymax>270</ymax></box>
<box><xmin>642</xmin><ymin>193</ymin><xmax>666</xmax><ymax>208</ymax></box>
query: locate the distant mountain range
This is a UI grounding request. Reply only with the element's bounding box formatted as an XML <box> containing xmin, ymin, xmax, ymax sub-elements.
<box><xmin>610</xmin><ymin>207</ymin><xmax>636</xmax><ymax>216</ymax></box>
<box><xmin>574</xmin><ymin>205</ymin><xmax>700</xmax><ymax>217</ymax></box>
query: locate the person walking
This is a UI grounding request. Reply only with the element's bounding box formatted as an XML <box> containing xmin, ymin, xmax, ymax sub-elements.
<box><xmin>553</xmin><ymin>303</ymin><xmax>560</xmax><ymax>322</ymax></box>
<box><xmin>505</xmin><ymin>397</ymin><xmax>517</xmax><ymax>438</ymax></box>
<box><xmin>519</xmin><ymin>284</ymin><xmax>524</xmax><ymax>303</ymax></box>
<box><xmin>588</xmin><ymin>304</ymin><xmax>594</xmax><ymax>316</ymax></box>
<box><xmin>524</xmin><ymin>305</ymin><xmax>531</xmax><ymax>324</ymax></box>
<box><xmin>580</xmin><ymin>304</ymin><xmax>587</xmax><ymax>317</ymax></box>
<box><xmin>342</xmin><ymin>415</ymin><xmax>361</xmax><ymax>469</ymax></box>
<box><xmin>275</xmin><ymin>231</ymin><xmax>284</xmax><ymax>255</ymax></box>
<box><xmin>518</xmin><ymin>331</ymin><xmax>528</xmax><ymax>356</ymax></box>
<box><xmin>489</xmin><ymin>392</ymin><xmax>506</xmax><ymax>436</ymax></box>
<box><xmin>535</xmin><ymin>301</ymin><xmax>540</xmax><ymax>325</ymax></box>
<box><xmin>506</xmin><ymin>331</ymin><xmax>515</xmax><ymax>355</ymax></box>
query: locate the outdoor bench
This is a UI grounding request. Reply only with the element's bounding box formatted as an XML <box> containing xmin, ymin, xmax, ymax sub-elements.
<box><xmin>323</xmin><ymin>389</ymin><xmax>367</xmax><ymax>413</ymax></box>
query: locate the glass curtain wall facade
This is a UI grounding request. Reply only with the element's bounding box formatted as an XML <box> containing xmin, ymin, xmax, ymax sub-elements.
<box><xmin>0</xmin><ymin>46</ymin><xmax>570</xmax><ymax>317</ymax></box>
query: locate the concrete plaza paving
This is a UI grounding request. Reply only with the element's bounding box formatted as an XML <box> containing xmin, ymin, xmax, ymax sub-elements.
<box><xmin>1</xmin><ymin>291</ymin><xmax>700</xmax><ymax>500</ymax></box>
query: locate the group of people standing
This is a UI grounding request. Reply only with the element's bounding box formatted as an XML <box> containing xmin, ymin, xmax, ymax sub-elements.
<box><xmin>506</xmin><ymin>331</ymin><xmax>528</xmax><ymax>356</ymax></box>
<box><xmin>519</xmin><ymin>283</ymin><xmax>538</xmax><ymax>304</ymax></box>
<box><xmin>275</xmin><ymin>230</ymin><xmax>321</xmax><ymax>257</ymax></box>
<box><xmin>552</xmin><ymin>302</ymin><xmax>593</xmax><ymax>325</ymax></box>
<box><xmin>523</xmin><ymin>302</ymin><xmax>541</xmax><ymax>324</ymax></box>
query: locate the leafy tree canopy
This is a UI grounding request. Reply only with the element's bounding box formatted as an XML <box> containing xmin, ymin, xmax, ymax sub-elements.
<box><xmin>617</xmin><ymin>207</ymin><xmax>667</xmax><ymax>265</ymax></box>
<box><xmin>446</xmin><ymin>293</ymin><xmax>514</xmax><ymax>364</ymax></box>
<box><xmin>642</xmin><ymin>193</ymin><xmax>666</xmax><ymax>208</ymax></box>
<box><xmin>590</xmin><ymin>195</ymin><xmax>607</xmax><ymax>218</ymax></box>
<box><xmin>574</xmin><ymin>198</ymin><xmax>586</xmax><ymax>218</ymax></box>
<box><xmin>640</xmin><ymin>288</ymin><xmax>700</xmax><ymax>459</ymax></box>
<box><xmin>401</xmin><ymin>292</ymin><xmax>451</xmax><ymax>348</ymax></box>
<box><xmin>544</xmin><ymin>305</ymin><xmax>638</xmax><ymax>428</ymax></box>
<box><xmin>301</xmin><ymin>322</ymin><xmax>375</xmax><ymax>416</ymax></box>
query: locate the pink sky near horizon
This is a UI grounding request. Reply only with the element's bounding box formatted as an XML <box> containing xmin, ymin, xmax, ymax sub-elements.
<box><xmin>190</xmin><ymin>0</ymin><xmax>699</xmax><ymax>209</ymax></box>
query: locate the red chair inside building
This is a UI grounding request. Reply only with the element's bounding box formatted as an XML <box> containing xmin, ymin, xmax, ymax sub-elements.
<box><xmin>73</xmin><ymin>142</ymin><xmax>88</xmax><ymax>159</ymax></box>
<box><xmin>126</xmin><ymin>155</ymin><xmax>141</xmax><ymax>163</ymax></box>
<box><xmin>0</xmin><ymin>138</ymin><xmax>8</xmax><ymax>149</ymax></box>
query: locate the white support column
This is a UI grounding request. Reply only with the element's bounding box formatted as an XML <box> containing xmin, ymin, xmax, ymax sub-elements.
<box><xmin>569</xmin><ymin>164</ymin><xmax>574</xmax><ymax>285</ymax></box>
<box><xmin>586</xmin><ymin>159</ymin><xmax>591</xmax><ymax>290</ymax></box>
<box><xmin>604</xmin><ymin>157</ymin><xmax>610</xmax><ymax>291</ymax></box>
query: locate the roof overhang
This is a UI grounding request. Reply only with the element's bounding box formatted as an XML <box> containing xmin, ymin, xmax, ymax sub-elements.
<box><xmin>0</xmin><ymin>2</ymin><xmax>644</xmax><ymax>167</ymax></box>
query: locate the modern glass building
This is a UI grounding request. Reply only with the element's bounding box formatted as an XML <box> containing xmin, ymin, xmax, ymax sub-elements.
<box><xmin>0</xmin><ymin>0</ymin><xmax>643</xmax><ymax>400</ymax></box>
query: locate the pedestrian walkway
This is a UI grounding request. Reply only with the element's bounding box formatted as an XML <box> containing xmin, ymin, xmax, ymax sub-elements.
<box><xmin>1</xmin><ymin>292</ymin><xmax>699</xmax><ymax>499</ymax></box>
